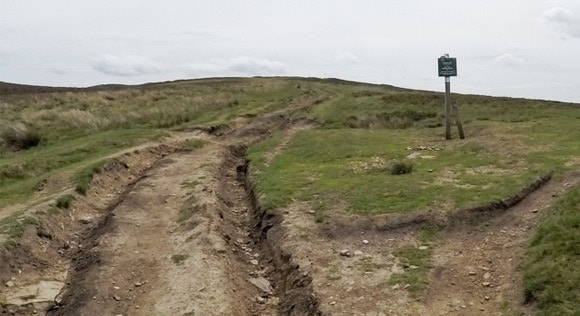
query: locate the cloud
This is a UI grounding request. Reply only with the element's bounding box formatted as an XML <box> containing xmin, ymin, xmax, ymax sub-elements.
<box><xmin>495</xmin><ymin>53</ymin><xmax>524</xmax><ymax>66</ymax></box>
<box><xmin>543</xmin><ymin>7</ymin><xmax>574</xmax><ymax>24</ymax></box>
<box><xmin>44</xmin><ymin>63</ymin><xmax>70</xmax><ymax>75</ymax></box>
<box><xmin>91</xmin><ymin>55</ymin><xmax>162</xmax><ymax>77</ymax></box>
<box><xmin>184</xmin><ymin>56</ymin><xmax>287</xmax><ymax>76</ymax></box>
<box><xmin>542</xmin><ymin>7</ymin><xmax>580</xmax><ymax>38</ymax></box>
<box><xmin>334</xmin><ymin>52</ymin><xmax>361</xmax><ymax>65</ymax></box>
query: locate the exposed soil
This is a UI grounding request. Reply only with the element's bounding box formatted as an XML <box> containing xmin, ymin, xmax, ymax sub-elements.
<box><xmin>1</xmin><ymin>95</ymin><xmax>577</xmax><ymax>315</ymax></box>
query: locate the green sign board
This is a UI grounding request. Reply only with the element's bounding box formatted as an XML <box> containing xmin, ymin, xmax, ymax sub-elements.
<box><xmin>438</xmin><ymin>57</ymin><xmax>457</xmax><ymax>77</ymax></box>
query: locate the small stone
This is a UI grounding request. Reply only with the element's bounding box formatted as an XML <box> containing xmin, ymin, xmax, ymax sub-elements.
<box><xmin>362</xmin><ymin>240</ymin><xmax>369</xmax><ymax>244</ymax></box>
<box><xmin>428</xmin><ymin>169</ymin><xmax>434</xmax><ymax>172</ymax></box>
<box><xmin>134</xmin><ymin>282</ymin><xmax>142</xmax><ymax>287</ymax></box>
<box><xmin>484</xmin><ymin>296</ymin><xmax>490</xmax><ymax>301</ymax></box>
<box><xmin>391</xmin><ymin>284</ymin><xmax>400</xmax><ymax>290</ymax></box>
<box><xmin>409</xmin><ymin>265</ymin><xmax>418</xmax><ymax>270</ymax></box>
<box><xmin>250</xmin><ymin>259</ymin><xmax>259</xmax><ymax>265</ymax></box>
<box><xmin>78</xmin><ymin>216</ymin><xmax>94</xmax><ymax>224</ymax></box>
<box><xmin>404</xmin><ymin>284</ymin><xmax>410</xmax><ymax>289</ymax></box>
<box><xmin>248</xmin><ymin>277</ymin><xmax>273</xmax><ymax>295</ymax></box>
<box><xmin>308</xmin><ymin>210</ymin><xmax>316</xmax><ymax>214</ymax></box>
<box><xmin>461</xmin><ymin>305</ymin><xmax>466</xmax><ymax>309</ymax></box>
<box><xmin>468</xmin><ymin>271</ymin><xmax>477</xmax><ymax>276</ymax></box>
<box><xmin>113</xmin><ymin>295</ymin><xmax>121</xmax><ymax>301</ymax></box>
<box><xmin>4</xmin><ymin>280</ymin><xmax>15</xmax><ymax>287</ymax></box>
<box><xmin>482</xmin><ymin>282</ymin><xmax>491</xmax><ymax>287</ymax></box>
<box><xmin>256</xmin><ymin>296</ymin><xmax>265</xmax><ymax>304</ymax></box>
<box><xmin>483</xmin><ymin>272</ymin><xmax>491</xmax><ymax>279</ymax></box>
<box><xmin>353</xmin><ymin>250</ymin><xmax>363</xmax><ymax>256</ymax></box>
<box><xmin>481</xmin><ymin>266</ymin><xmax>490</xmax><ymax>271</ymax></box>
<box><xmin>529</xmin><ymin>208</ymin><xmax>539</xmax><ymax>213</ymax></box>
<box><xmin>339</xmin><ymin>249</ymin><xmax>352</xmax><ymax>257</ymax></box>
<box><xmin>113</xmin><ymin>286</ymin><xmax>120</xmax><ymax>290</ymax></box>
<box><xmin>329</xmin><ymin>301</ymin><xmax>337</xmax><ymax>305</ymax></box>
<box><xmin>418</xmin><ymin>246</ymin><xmax>429</xmax><ymax>250</ymax></box>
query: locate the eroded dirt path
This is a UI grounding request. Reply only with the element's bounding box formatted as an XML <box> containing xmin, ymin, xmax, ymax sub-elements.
<box><xmin>1</xmin><ymin>111</ymin><xmax>577</xmax><ymax>316</ymax></box>
<box><xmin>50</xmin><ymin>140</ymin><xmax>252</xmax><ymax>315</ymax></box>
<box><xmin>425</xmin><ymin>172</ymin><xmax>580</xmax><ymax>315</ymax></box>
<box><xmin>273</xmin><ymin>173</ymin><xmax>579</xmax><ymax>316</ymax></box>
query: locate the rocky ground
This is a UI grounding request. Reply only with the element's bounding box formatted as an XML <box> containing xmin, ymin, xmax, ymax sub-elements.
<box><xmin>1</xmin><ymin>107</ymin><xmax>577</xmax><ymax>315</ymax></box>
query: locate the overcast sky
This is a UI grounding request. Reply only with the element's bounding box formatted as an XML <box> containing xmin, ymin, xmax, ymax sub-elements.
<box><xmin>2</xmin><ymin>1</ymin><xmax>580</xmax><ymax>102</ymax></box>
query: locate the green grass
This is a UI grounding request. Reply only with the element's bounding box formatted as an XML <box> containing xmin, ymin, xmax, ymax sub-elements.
<box><xmin>74</xmin><ymin>159</ymin><xmax>112</xmax><ymax>195</ymax></box>
<box><xmin>388</xmin><ymin>245</ymin><xmax>432</xmax><ymax>294</ymax></box>
<box><xmin>171</xmin><ymin>253</ymin><xmax>189</xmax><ymax>265</ymax></box>
<box><xmin>0</xmin><ymin>78</ymin><xmax>319</xmax><ymax>208</ymax></box>
<box><xmin>177</xmin><ymin>205</ymin><xmax>198</xmax><ymax>223</ymax></box>
<box><xmin>180</xmin><ymin>139</ymin><xmax>206</xmax><ymax>150</ymax></box>
<box><xmin>523</xmin><ymin>184</ymin><xmax>580</xmax><ymax>316</ymax></box>
<box><xmin>56</xmin><ymin>194</ymin><xmax>75</xmax><ymax>209</ymax></box>
<box><xmin>0</xmin><ymin>212</ymin><xmax>38</xmax><ymax>249</ymax></box>
<box><xmin>249</xmin><ymin>126</ymin><xmax>566</xmax><ymax>214</ymax></box>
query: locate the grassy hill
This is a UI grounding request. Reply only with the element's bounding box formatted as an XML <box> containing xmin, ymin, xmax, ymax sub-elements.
<box><xmin>0</xmin><ymin>77</ymin><xmax>578</xmax><ymax>314</ymax></box>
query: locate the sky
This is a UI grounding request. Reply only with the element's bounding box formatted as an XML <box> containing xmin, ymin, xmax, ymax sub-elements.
<box><xmin>1</xmin><ymin>1</ymin><xmax>580</xmax><ymax>103</ymax></box>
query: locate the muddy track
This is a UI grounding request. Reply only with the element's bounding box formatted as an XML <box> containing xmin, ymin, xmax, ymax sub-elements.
<box><xmin>43</xmin><ymin>125</ymin><xmax>319</xmax><ymax>315</ymax></box>
<box><xmin>0</xmin><ymin>107</ymin><xmax>322</xmax><ymax>315</ymax></box>
<box><xmin>1</xmin><ymin>98</ymin><xmax>576</xmax><ymax>315</ymax></box>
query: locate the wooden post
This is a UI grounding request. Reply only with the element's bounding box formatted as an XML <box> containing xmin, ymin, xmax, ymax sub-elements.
<box><xmin>452</xmin><ymin>102</ymin><xmax>465</xmax><ymax>139</ymax></box>
<box><xmin>444</xmin><ymin>76</ymin><xmax>451</xmax><ymax>140</ymax></box>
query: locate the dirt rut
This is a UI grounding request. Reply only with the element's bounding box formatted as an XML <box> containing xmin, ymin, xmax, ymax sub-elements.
<box><xmin>32</xmin><ymin>122</ymin><xmax>319</xmax><ymax>315</ymax></box>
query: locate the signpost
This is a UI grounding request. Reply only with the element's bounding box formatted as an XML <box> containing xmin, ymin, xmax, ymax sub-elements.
<box><xmin>438</xmin><ymin>54</ymin><xmax>458</xmax><ymax>140</ymax></box>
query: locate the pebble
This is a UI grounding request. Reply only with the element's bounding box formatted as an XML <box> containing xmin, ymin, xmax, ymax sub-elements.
<box><xmin>353</xmin><ymin>250</ymin><xmax>363</xmax><ymax>256</ymax></box>
<box><xmin>468</xmin><ymin>271</ymin><xmax>477</xmax><ymax>276</ymax></box>
<box><xmin>403</xmin><ymin>284</ymin><xmax>410</xmax><ymax>289</ymax></box>
<box><xmin>418</xmin><ymin>246</ymin><xmax>429</xmax><ymax>250</ymax></box>
<box><xmin>483</xmin><ymin>272</ymin><xmax>491</xmax><ymax>280</ymax></box>
<box><xmin>339</xmin><ymin>250</ymin><xmax>352</xmax><ymax>257</ymax></box>
<box><xmin>4</xmin><ymin>281</ymin><xmax>15</xmax><ymax>287</ymax></box>
<box><xmin>484</xmin><ymin>296</ymin><xmax>490</xmax><ymax>301</ymax></box>
<box><xmin>362</xmin><ymin>240</ymin><xmax>369</xmax><ymax>245</ymax></box>
<box><xmin>256</xmin><ymin>296</ymin><xmax>265</xmax><ymax>304</ymax></box>
<box><xmin>329</xmin><ymin>301</ymin><xmax>337</xmax><ymax>305</ymax></box>
<box><xmin>482</xmin><ymin>282</ymin><xmax>491</xmax><ymax>287</ymax></box>
<box><xmin>113</xmin><ymin>295</ymin><xmax>121</xmax><ymax>301</ymax></box>
<box><xmin>134</xmin><ymin>282</ymin><xmax>142</xmax><ymax>287</ymax></box>
<box><xmin>308</xmin><ymin>210</ymin><xmax>316</xmax><ymax>214</ymax></box>
<box><xmin>391</xmin><ymin>284</ymin><xmax>400</xmax><ymax>290</ymax></box>
<box><xmin>250</xmin><ymin>259</ymin><xmax>259</xmax><ymax>265</ymax></box>
<box><xmin>529</xmin><ymin>208</ymin><xmax>539</xmax><ymax>213</ymax></box>
<box><xmin>409</xmin><ymin>265</ymin><xmax>418</xmax><ymax>270</ymax></box>
<box><xmin>113</xmin><ymin>286</ymin><xmax>120</xmax><ymax>290</ymax></box>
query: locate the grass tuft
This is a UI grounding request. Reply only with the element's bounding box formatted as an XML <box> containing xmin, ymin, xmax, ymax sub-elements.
<box><xmin>75</xmin><ymin>159</ymin><xmax>111</xmax><ymax>195</ymax></box>
<box><xmin>387</xmin><ymin>160</ymin><xmax>413</xmax><ymax>175</ymax></box>
<box><xmin>171</xmin><ymin>254</ymin><xmax>189</xmax><ymax>265</ymax></box>
<box><xmin>177</xmin><ymin>205</ymin><xmax>198</xmax><ymax>223</ymax></box>
<box><xmin>56</xmin><ymin>194</ymin><xmax>75</xmax><ymax>209</ymax></box>
<box><xmin>1</xmin><ymin>123</ymin><xmax>41</xmax><ymax>150</ymax></box>
<box><xmin>388</xmin><ymin>245</ymin><xmax>432</xmax><ymax>294</ymax></box>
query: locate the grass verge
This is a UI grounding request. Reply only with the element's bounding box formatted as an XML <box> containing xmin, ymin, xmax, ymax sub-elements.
<box><xmin>74</xmin><ymin>159</ymin><xmax>112</xmax><ymax>194</ymax></box>
<box><xmin>523</xmin><ymin>184</ymin><xmax>580</xmax><ymax>315</ymax></box>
